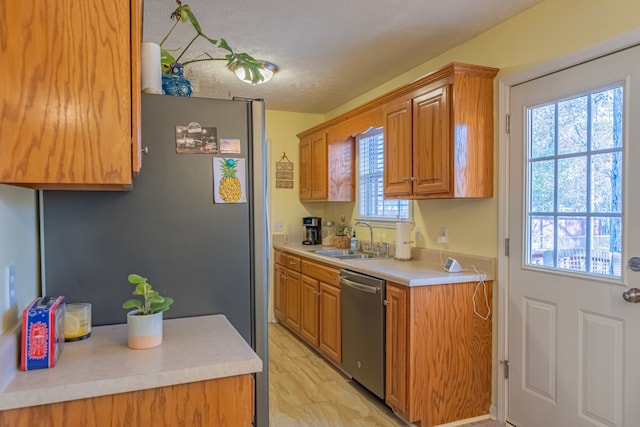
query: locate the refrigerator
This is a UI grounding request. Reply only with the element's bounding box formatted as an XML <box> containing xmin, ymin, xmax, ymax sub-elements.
<box><xmin>39</xmin><ymin>93</ymin><xmax>270</xmax><ymax>426</ymax></box>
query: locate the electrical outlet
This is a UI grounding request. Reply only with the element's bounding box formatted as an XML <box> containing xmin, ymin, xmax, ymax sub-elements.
<box><xmin>437</xmin><ymin>227</ymin><xmax>448</xmax><ymax>244</ymax></box>
<box><xmin>274</xmin><ymin>221</ymin><xmax>284</xmax><ymax>232</ymax></box>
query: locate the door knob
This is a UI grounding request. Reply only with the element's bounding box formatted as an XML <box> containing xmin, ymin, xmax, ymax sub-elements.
<box><xmin>622</xmin><ymin>288</ymin><xmax>640</xmax><ymax>303</ymax></box>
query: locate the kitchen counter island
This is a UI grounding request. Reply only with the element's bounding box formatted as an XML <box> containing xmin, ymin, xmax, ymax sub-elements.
<box><xmin>0</xmin><ymin>314</ymin><xmax>261</xmax><ymax>426</ymax></box>
<box><xmin>273</xmin><ymin>239</ymin><xmax>495</xmax><ymax>286</ymax></box>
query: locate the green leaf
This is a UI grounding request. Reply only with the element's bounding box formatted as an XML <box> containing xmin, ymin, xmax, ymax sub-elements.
<box><xmin>202</xmin><ymin>34</ymin><xmax>220</xmax><ymax>48</ymax></box>
<box><xmin>134</xmin><ymin>282</ymin><xmax>151</xmax><ymax>295</ymax></box>
<box><xmin>160</xmin><ymin>48</ymin><xmax>177</xmax><ymax>73</ymax></box>
<box><xmin>148</xmin><ymin>295</ymin><xmax>165</xmax><ymax>305</ymax></box>
<box><xmin>184</xmin><ymin>6</ymin><xmax>203</xmax><ymax>35</ymax></box>
<box><xmin>150</xmin><ymin>297</ymin><xmax>174</xmax><ymax>314</ymax></box>
<box><xmin>122</xmin><ymin>299</ymin><xmax>143</xmax><ymax>310</ymax></box>
<box><xmin>128</xmin><ymin>274</ymin><xmax>147</xmax><ymax>284</ymax></box>
<box><xmin>218</xmin><ymin>38</ymin><xmax>233</xmax><ymax>53</ymax></box>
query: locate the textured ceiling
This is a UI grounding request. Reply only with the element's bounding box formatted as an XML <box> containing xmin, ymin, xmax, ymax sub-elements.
<box><xmin>143</xmin><ymin>0</ymin><xmax>543</xmax><ymax>114</ymax></box>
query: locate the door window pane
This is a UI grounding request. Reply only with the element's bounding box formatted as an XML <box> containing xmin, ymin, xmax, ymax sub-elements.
<box><xmin>526</xmin><ymin>85</ymin><xmax>623</xmax><ymax>278</ymax></box>
<box><xmin>591</xmin><ymin>152</ymin><xmax>622</xmax><ymax>213</ymax></box>
<box><xmin>592</xmin><ymin>87</ymin><xmax>623</xmax><ymax>150</ymax></box>
<box><xmin>530</xmin><ymin>160</ymin><xmax>555</xmax><ymax>212</ymax></box>
<box><xmin>558</xmin><ymin>95</ymin><xmax>588</xmax><ymax>155</ymax></box>
<box><xmin>530</xmin><ymin>104</ymin><xmax>556</xmax><ymax>159</ymax></box>
<box><xmin>557</xmin><ymin>157</ymin><xmax>586</xmax><ymax>212</ymax></box>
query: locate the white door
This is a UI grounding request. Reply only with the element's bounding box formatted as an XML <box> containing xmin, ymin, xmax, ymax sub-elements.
<box><xmin>508</xmin><ymin>45</ymin><xmax>640</xmax><ymax>427</ymax></box>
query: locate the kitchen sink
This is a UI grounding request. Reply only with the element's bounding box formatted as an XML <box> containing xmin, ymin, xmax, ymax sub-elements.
<box><xmin>312</xmin><ymin>249</ymin><xmax>386</xmax><ymax>260</ymax></box>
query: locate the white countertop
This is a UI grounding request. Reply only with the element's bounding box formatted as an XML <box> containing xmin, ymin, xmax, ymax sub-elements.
<box><xmin>0</xmin><ymin>314</ymin><xmax>262</xmax><ymax>411</ymax></box>
<box><xmin>274</xmin><ymin>240</ymin><xmax>495</xmax><ymax>286</ymax></box>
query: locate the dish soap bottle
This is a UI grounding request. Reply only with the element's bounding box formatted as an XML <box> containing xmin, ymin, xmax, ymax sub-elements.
<box><xmin>350</xmin><ymin>231</ymin><xmax>359</xmax><ymax>250</ymax></box>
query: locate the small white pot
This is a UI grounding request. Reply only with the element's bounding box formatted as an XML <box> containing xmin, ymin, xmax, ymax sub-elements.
<box><xmin>127</xmin><ymin>310</ymin><xmax>163</xmax><ymax>349</ymax></box>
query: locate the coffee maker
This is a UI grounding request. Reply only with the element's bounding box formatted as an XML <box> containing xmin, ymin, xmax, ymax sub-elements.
<box><xmin>302</xmin><ymin>216</ymin><xmax>322</xmax><ymax>245</ymax></box>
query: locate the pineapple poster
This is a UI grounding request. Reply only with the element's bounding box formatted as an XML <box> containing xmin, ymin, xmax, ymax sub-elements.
<box><xmin>213</xmin><ymin>157</ymin><xmax>246</xmax><ymax>203</ymax></box>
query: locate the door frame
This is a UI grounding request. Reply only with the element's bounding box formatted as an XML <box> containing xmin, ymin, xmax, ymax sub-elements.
<box><xmin>496</xmin><ymin>28</ymin><xmax>640</xmax><ymax>424</ymax></box>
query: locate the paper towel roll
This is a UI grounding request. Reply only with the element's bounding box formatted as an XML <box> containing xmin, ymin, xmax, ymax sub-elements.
<box><xmin>141</xmin><ymin>42</ymin><xmax>162</xmax><ymax>94</ymax></box>
<box><xmin>395</xmin><ymin>222</ymin><xmax>412</xmax><ymax>260</ymax></box>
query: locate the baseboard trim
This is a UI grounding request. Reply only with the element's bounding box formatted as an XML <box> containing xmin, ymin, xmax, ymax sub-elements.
<box><xmin>435</xmin><ymin>414</ymin><xmax>495</xmax><ymax>427</ymax></box>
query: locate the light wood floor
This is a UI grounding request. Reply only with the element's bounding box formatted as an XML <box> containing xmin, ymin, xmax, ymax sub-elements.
<box><xmin>268</xmin><ymin>322</ymin><xmax>504</xmax><ymax>427</ymax></box>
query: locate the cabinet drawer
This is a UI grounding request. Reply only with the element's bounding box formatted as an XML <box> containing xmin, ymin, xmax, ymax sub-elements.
<box><xmin>301</xmin><ymin>260</ymin><xmax>340</xmax><ymax>287</ymax></box>
<box><xmin>285</xmin><ymin>255</ymin><xmax>302</xmax><ymax>272</ymax></box>
<box><xmin>274</xmin><ymin>250</ymin><xmax>287</xmax><ymax>266</ymax></box>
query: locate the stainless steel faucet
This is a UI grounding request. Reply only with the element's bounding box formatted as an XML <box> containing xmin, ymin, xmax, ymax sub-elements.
<box><xmin>353</xmin><ymin>221</ymin><xmax>373</xmax><ymax>253</ymax></box>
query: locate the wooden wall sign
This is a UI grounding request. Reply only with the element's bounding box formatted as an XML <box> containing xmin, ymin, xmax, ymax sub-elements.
<box><xmin>276</xmin><ymin>152</ymin><xmax>294</xmax><ymax>189</ymax></box>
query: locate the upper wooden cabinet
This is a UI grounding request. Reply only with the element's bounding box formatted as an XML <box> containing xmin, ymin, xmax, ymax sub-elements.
<box><xmin>0</xmin><ymin>0</ymin><xmax>142</xmax><ymax>190</ymax></box>
<box><xmin>299</xmin><ymin>132</ymin><xmax>328</xmax><ymax>200</ymax></box>
<box><xmin>299</xmin><ymin>131</ymin><xmax>354</xmax><ymax>202</ymax></box>
<box><xmin>297</xmin><ymin>62</ymin><xmax>498</xmax><ymax>201</ymax></box>
<box><xmin>384</xmin><ymin>64</ymin><xmax>498</xmax><ymax>199</ymax></box>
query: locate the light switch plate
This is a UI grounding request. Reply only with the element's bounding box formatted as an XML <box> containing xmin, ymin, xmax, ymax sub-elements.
<box><xmin>4</xmin><ymin>264</ymin><xmax>15</xmax><ymax>309</ymax></box>
<box><xmin>9</xmin><ymin>264</ymin><xmax>15</xmax><ymax>307</ymax></box>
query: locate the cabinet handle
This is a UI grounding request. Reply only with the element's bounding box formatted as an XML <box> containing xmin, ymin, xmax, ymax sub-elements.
<box><xmin>383</xmin><ymin>299</ymin><xmax>390</xmax><ymax>306</ymax></box>
<box><xmin>409</xmin><ymin>176</ymin><xmax>417</xmax><ymax>182</ymax></box>
<box><xmin>141</xmin><ymin>146</ymin><xmax>149</xmax><ymax>155</ymax></box>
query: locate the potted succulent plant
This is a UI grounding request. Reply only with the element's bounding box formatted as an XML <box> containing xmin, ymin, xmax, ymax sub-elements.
<box><xmin>158</xmin><ymin>0</ymin><xmax>266</xmax><ymax>95</ymax></box>
<box><xmin>334</xmin><ymin>215</ymin><xmax>352</xmax><ymax>249</ymax></box>
<box><xmin>122</xmin><ymin>274</ymin><xmax>174</xmax><ymax>349</ymax></box>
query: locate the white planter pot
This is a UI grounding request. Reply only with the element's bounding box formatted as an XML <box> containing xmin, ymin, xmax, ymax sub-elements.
<box><xmin>127</xmin><ymin>310</ymin><xmax>163</xmax><ymax>349</ymax></box>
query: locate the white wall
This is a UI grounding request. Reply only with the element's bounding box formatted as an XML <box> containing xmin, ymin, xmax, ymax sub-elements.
<box><xmin>0</xmin><ymin>185</ymin><xmax>38</xmax><ymax>333</ymax></box>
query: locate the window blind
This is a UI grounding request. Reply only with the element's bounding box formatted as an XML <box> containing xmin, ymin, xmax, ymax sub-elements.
<box><xmin>357</xmin><ymin>129</ymin><xmax>409</xmax><ymax>220</ymax></box>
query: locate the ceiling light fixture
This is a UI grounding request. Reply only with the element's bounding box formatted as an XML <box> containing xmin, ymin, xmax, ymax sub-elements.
<box><xmin>232</xmin><ymin>60</ymin><xmax>278</xmax><ymax>85</ymax></box>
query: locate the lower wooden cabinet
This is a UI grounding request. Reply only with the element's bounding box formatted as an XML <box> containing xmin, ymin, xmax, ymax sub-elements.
<box><xmin>274</xmin><ymin>250</ymin><xmax>302</xmax><ymax>333</ymax></box>
<box><xmin>385</xmin><ymin>284</ymin><xmax>408</xmax><ymax>413</ymax></box>
<box><xmin>274</xmin><ymin>250</ymin><xmax>342</xmax><ymax>366</ymax></box>
<box><xmin>300</xmin><ymin>274</ymin><xmax>320</xmax><ymax>345</ymax></box>
<box><xmin>0</xmin><ymin>375</ymin><xmax>254</xmax><ymax>427</ymax></box>
<box><xmin>318</xmin><ymin>282</ymin><xmax>341</xmax><ymax>364</ymax></box>
<box><xmin>274</xmin><ymin>263</ymin><xmax>286</xmax><ymax>322</ymax></box>
<box><xmin>284</xmin><ymin>269</ymin><xmax>301</xmax><ymax>333</ymax></box>
<box><xmin>299</xmin><ymin>273</ymin><xmax>342</xmax><ymax>366</ymax></box>
<box><xmin>385</xmin><ymin>281</ymin><xmax>493</xmax><ymax>427</ymax></box>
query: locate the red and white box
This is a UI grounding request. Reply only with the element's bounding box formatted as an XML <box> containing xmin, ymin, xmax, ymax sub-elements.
<box><xmin>21</xmin><ymin>296</ymin><xmax>65</xmax><ymax>370</ymax></box>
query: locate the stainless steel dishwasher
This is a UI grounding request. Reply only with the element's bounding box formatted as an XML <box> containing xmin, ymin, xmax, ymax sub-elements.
<box><xmin>340</xmin><ymin>269</ymin><xmax>385</xmax><ymax>399</ymax></box>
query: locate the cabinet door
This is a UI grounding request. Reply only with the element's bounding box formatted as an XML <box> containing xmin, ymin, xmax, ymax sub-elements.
<box><xmin>327</xmin><ymin>139</ymin><xmax>354</xmax><ymax>201</ymax></box>
<box><xmin>299</xmin><ymin>139</ymin><xmax>312</xmax><ymax>200</ymax></box>
<box><xmin>300</xmin><ymin>275</ymin><xmax>320</xmax><ymax>347</ymax></box>
<box><xmin>318</xmin><ymin>282</ymin><xmax>341</xmax><ymax>365</ymax></box>
<box><xmin>0</xmin><ymin>0</ymin><xmax>137</xmax><ymax>189</ymax></box>
<box><xmin>385</xmin><ymin>284</ymin><xmax>408</xmax><ymax>415</ymax></box>
<box><xmin>310</xmin><ymin>133</ymin><xmax>328</xmax><ymax>199</ymax></box>
<box><xmin>412</xmin><ymin>84</ymin><xmax>451</xmax><ymax>196</ymax></box>
<box><xmin>274</xmin><ymin>264</ymin><xmax>287</xmax><ymax>322</ymax></box>
<box><xmin>383</xmin><ymin>97</ymin><xmax>413</xmax><ymax>198</ymax></box>
<box><xmin>285</xmin><ymin>270</ymin><xmax>301</xmax><ymax>333</ymax></box>
<box><xmin>130</xmin><ymin>0</ymin><xmax>142</xmax><ymax>176</ymax></box>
